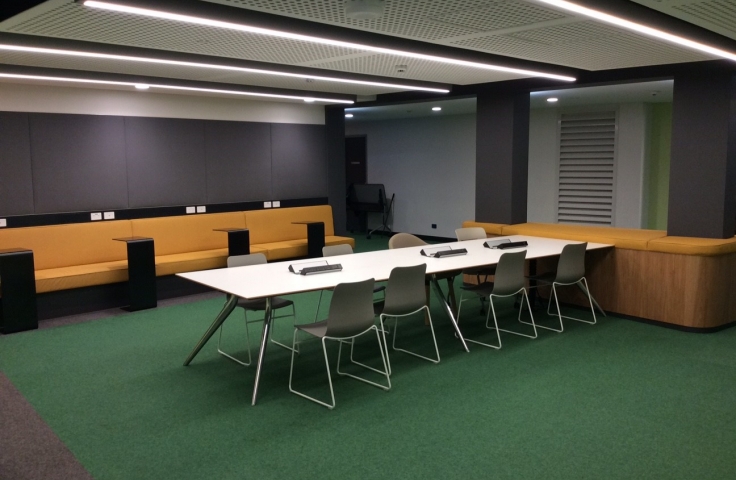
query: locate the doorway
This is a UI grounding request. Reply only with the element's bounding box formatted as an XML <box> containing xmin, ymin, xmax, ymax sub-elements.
<box><xmin>345</xmin><ymin>135</ymin><xmax>367</xmax><ymax>232</ymax></box>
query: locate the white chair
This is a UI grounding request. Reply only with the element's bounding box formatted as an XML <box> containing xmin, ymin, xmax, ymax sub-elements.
<box><xmin>289</xmin><ymin>278</ymin><xmax>390</xmax><ymax>409</ymax></box>
<box><xmin>526</xmin><ymin>242</ymin><xmax>597</xmax><ymax>332</ymax></box>
<box><xmin>375</xmin><ymin>263</ymin><xmax>440</xmax><ymax>375</ymax></box>
<box><xmin>387</xmin><ymin>233</ymin><xmax>458</xmax><ymax>316</ymax></box>
<box><xmin>455</xmin><ymin>227</ymin><xmax>496</xmax><ymax>312</ymax></box>
<box><xmin>217</xmin><ymin>253</ymin><xmax>297</xmax><ymax>366</ymax></box>
<box><xmin>313</xmin><ymin>244</ymin><xmax>385</xmax><ymax>321</ymax></box>
<box><xmin>457</xmin><ymin>250</ymin><xmax>536</xmax><ymax>349</ymax></box>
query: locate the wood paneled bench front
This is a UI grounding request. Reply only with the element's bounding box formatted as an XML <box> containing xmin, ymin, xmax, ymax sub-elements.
<box><xmin>0</xmin><ymin>205</ymin><xmax>353</xmax><ymax>306</ymax></box>
<box><xmin>462</xmin><ymin>221</ymin><xmax>736</xmax><ymax>331</ymax></box>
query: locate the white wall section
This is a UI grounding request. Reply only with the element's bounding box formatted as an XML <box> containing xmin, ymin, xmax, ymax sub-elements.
<box><xmin>527</xmin><ymin>104</ymin><xmax>650</xmax><ymax>227</ymax></box>
<box><xmin>347</xmin><ymin>114</ymin><xmax>476</xmax><ymax>238</ymax></box>
<box><xmin>0</xmin><ymin>82</ymin><xmax>325</xmax><ymax>124</ymax></box>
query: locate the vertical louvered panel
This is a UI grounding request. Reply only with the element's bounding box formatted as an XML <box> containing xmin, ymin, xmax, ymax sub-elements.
<box><xmin>557</xmin><ymin>111</ymin><xmax>616</xmax><ymax>225</ymax></box>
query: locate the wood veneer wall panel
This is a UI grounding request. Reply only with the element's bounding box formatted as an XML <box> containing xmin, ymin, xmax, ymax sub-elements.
<box><xmin>556</xmin><ymin>248</ymin><xmax>736</xmax><ymax>329</ymax></box>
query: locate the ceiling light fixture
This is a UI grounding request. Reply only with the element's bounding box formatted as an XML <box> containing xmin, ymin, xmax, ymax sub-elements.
<box><xmin>0</xmin><ymin>72</ymin><xmax>354</xmax><ymax>103</ymax></box>
<box><xmin>345</xmin><ymin>0</ymin><xmax>384</xmax><ymax>20</ymax></box>
<box><xmin>547</xmin><ymin>97</ymin><xmax>558</xmax><ymax>102</ymax></box>
<box><xmin>0</xmin><ymin>44</ymin><xmax>449</xmax><ymax>93</ymax></box>
<box><xmin>432</xmin><ymin>106</ymin><xmax>442</xmax><ymax>111</ymax></box>
<box><xmin>83</xmin><ymin>0</ymin><xmax>576</xmax><ymax>82</ymax></box>
<box><xmin>534</xmin><ymin>0</ymin><xmax>736</xmax><ymax>62</ymax></box>
<box><xmin>345</xmin><ymin>113</ymin><xmax>354</xmax><ymax>118</ymax></box>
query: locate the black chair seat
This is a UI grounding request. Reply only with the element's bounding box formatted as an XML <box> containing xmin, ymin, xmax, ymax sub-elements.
<box><xmin>237</xmin><ymin>296</ymin><xmax>293</xmax><ymax>311</ymax></box>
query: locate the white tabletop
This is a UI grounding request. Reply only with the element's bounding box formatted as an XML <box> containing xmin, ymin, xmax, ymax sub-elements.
<box><xmin>178</xmin><ymin>235</ymin><xmax>611</xmax><ymax>300</ymax></box>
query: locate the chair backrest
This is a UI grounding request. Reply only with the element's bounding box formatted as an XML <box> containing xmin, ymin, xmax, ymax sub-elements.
<box><xmin>323</xmin><ymin>244</ymin><xmax>353</xmax><ymax>257</ymax></box>
<box><xmin>382</xmin><ymin>264</ymin><xmax>428</xmax><ymax>316</ymax></box>
<box><xmin>555</xmin><ymin>242</ymin><xmax>587</xmax><ymax>284</ymax></box>
<box><xmin>491</xmin><ymin>250</ymin><xmax>527</xmax><ymax>296</ymax></box>
<box><xmin>388</xmin><ymin>233</ymin><xmax>427</xmax><ymax>249</ymax></box>
<box><xmin>325</xmin><ymin>278</ymin><xmax>377</xmax><ymax>338</ymax></box>
<box><xmin>227</xmin><ymin>253</ymin><xmax>267</xmax><ymax>268</ymax></box>
<box><xmin>455</xmin><ymin>227</ymin><xmax>487</xmax><ymax>241</ymax></box>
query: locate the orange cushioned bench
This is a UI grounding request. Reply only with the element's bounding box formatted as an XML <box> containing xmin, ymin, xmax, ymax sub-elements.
<box><xmin>464</xmin><ymin>220</ymin><xmax>736</xmax><ymax>330</ymax></box>
<box><xmin>0</xmin><ymin>205</ymin><xmax>353</xmax><ymax>296</ymax></box>
<box><xmin>0</xmin><ymin>220</ymin><xmax>133</xmax><ymax>294</ymax></box>
<box><xmin>245</xmin><ymin>205</ymin><xmax>355</xmax><ymax>261</ymax></box>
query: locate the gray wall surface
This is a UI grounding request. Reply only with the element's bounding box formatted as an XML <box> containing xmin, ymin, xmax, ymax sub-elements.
<box><xmin>30</xmin><ymin>114</ymin><xmax>129</xmax><ymax>214</ymax></box>
<box><xmin>0</xmin><ymin>112</ymin><xmax>34</xmax><ymax>216</ymax></box>
<box><xmin>527</xmin><ymin>104</ymin><xmax>650</xmax><ymax>228</ymax></box>
<box><xmin>0</xmin><ymin>112</ymin><xmax>326</xmax><ymax>217</ymax></box>
<box><xmin>346</xmin><ymin>114</ymin><xmax>476</xmax><ymax>238</ymax></box>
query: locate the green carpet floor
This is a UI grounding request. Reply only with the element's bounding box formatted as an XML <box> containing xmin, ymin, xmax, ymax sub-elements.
<box><xmin>1</xmin><ymin>235</ymin><xmax>735</xmax><ymax>480</ymax></box>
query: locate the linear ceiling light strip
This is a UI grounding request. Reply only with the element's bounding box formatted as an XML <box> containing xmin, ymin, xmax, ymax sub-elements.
<box><xmin>0</xmin><ymin>44</ymin><xmax>448</xmax><ymax>93</ymax></box>
<box><xmin>83</xmin><ymin>0</ymin><xmax>576</xmax><ymax>82</ymax></box>
<box><xmin>534</xmin><ymin>0</ymin><xmax>736</xmax><ymax>62</ymax></box>
<box><xmin>0</xmin><ymin>72</ymin><xmax>354</xmax><ymax>103</ymax></box>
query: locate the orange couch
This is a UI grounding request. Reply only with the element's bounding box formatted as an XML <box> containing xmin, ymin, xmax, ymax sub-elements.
<box><xmin>0</xmin><ymin>205</ymin><xmax>353</xmax><ymax>295</ymax></box>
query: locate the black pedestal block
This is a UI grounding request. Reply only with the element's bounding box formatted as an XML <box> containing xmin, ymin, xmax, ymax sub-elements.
<box><xmin>0</xmin><ymin>249</ymin><xmax>38</xmax><ymax>334</ymax></box>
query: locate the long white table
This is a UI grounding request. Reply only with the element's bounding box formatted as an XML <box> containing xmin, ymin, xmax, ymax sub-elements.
<box><xmin>178</xmin><ymin>235</ymin><xmax>611</xmax><ymax>405</ymax></box>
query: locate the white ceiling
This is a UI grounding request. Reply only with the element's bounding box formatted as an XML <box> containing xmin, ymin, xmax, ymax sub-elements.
<box><xmin>346</xmin><ymin>80</ymin><xmax>675</xmax><ymax>121</ymax></box>
<box><xmin>0</xmin><ymin>0</ymin><xmax>729</xmax><ymax>100</ymax></box>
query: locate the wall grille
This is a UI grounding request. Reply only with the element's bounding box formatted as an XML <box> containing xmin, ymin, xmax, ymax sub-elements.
<box><xmin>556</xmin><ymin>111</ymin><xmax>617</xmax><ymax>225</ymax></box>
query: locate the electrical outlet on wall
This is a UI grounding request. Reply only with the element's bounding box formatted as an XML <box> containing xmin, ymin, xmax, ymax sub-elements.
<box><xmin>272</xmin><ymin>200</ymin><xmax>281</xmax><ymax>208</ymax></box>
<box><xmin>196</xmin><ymin>206</ymin><xmax>206</xmax><ymax>213</ymax></box>
<box><xmin>0</xmin><ymin>219</ymin><xmax>6</xmax><ymax>228</ymax></box>
<box><xmin>104</xmin><ymin>212</ymin><xmax>115</xmax><ymax>220</ymax></box>
<box><xmin>186</xmin><ymin>206</ymin><xmax>195</xmax><ymax>214</ymax></box>
<box><xmin>91</xmin><ymin>212</ymin><xmax>102</xmax><ymax>221</ymax></box>
<box><xmin>264</xmin><ymin>202</ymin><xmax>272</xmax><ymax>208</ymax></box>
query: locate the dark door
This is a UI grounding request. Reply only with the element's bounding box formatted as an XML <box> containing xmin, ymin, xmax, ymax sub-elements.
<box><xmin>345</xmin><ymin>135</ymin><xmax>367</xmax><ymax>232</ymax></box>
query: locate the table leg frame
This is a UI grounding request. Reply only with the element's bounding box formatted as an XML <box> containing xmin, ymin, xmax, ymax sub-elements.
<box><xmin>430</xmin><ymin>274</ymin><xmax>469</xmax><ymax>353</ymax></box>
<box><xmin>251</xmin><ymin>298</ymin><xmax>272</xmax><ymax>406</ymax></box>
<box><xmin>183</xmin><ymin>294</ymin><xmax>239</xmax><ymax>366</ymax></box>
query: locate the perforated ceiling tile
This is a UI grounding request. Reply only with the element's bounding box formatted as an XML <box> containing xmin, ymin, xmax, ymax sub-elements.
<box><xmin>634</xmin><ymin>0</ymin><xmax>736</xmax><ymax>40</ymax></box>
<box><xmin>206</xmin><ymin>0</ymin><xmax>489</xmax><ymax>39</ymax></box>
<box><xmin>5</xmin><ymin>1</ymin><xmax>363</xmax><ymax>65</ymax></box>
<box><xmin>309</xmin><ymin>54</ymin><xmax>524</xmax><ymax>85</ymax></box>
<box><xmin>453</xmin><ymin>20</ymin><xmax>714</xmax><ymax>69</ymax></box>
<box><xmin>0</xmin><ymin>51</ymin><xmax>399</xmax><ymax>95</ymax></box>
<box><xmin>426</xmin><ymin>1</ymin><xmax>567</xmax><ymax>33</ymax></box>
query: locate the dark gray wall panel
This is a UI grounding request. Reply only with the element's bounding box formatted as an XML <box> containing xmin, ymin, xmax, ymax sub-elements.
<box><xmin>204</xmin><ymin>121</ymin><xmax>271</xmax><ymax>203</ymax></box>
<box><xmin>0</xmin><ymin>112</ymin><xmax>34</xmax><ymax>216</ymax></box>
<box><xmin>271</xmin><ymin>124</ymin><xmax>327</xmax><ymax>200</ymax></box>
<box><xmin>325</xmin><ymin>107</ymin><xmax>347</xmax><ymax>234</ymax></box>
<box><xmin>475</xmin><ymin>91</ymin><xmax>529</xmax><ymax>225</ymax></box>
<box><xmin>29</xmin><ymin>114</ymin><xmax>128</xmax><ymax>214</ymax></box>
<box><xmin>125</xmin><ymin>117</ymin><xmax>206</xmax><ymax>208</ymax></box>
<box><xmin>668</xmin><ymin>72</ymin><xmax>736</xmax><ymax>238</ymax></box>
